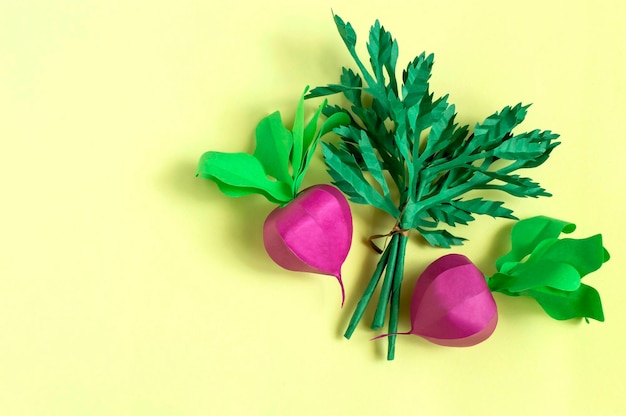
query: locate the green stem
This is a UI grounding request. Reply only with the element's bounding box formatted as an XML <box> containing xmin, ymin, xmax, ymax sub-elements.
<box><xmin>423</xmin><ymin>149</ymin><xmax>495</xmax><ymax>177</ymax></box>
<box><xmin>371</xmin><ymin>234</ymin><xmax>400</xmax><ymax>330</ymax></box>
<box><xmin>387</xmin><ymin>233</ymin><xmax>409</xmax><ymax>360</ymax></box>
<box><xmin>344</xmin><ymin>243</ymin><xmax>392</xmax><ymax>339</ymax></box>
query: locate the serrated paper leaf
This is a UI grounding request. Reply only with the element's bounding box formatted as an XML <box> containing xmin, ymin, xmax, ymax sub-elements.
<box><xmin>322</xmin><ymin>143</ymin><xmax>398</xmax><ymax>216</ymax></box>
<box><xmin>386</xmin><ymin>39</ymin><xmax>399</xmax><ymax>94</ymax></box>
<box><xmin>418</xmin><ymin>228</ymin><xmax>466</xmax><ymax>248</ymax></box>
<box><xmin>333</xmin><ymin>13</ymin><xmax>357</xmax><ymax>51</ymax></box>
<box><xmin>410</xmin><ymin>94</ymin><xmax>449</xmax><ymax>135</ymax></box>
<box><xmin>427</xmin><ymin>203</ymin><xmax>475</xmax><ymax>226</ymax></box>
<box><xmin>402</xmin><ymin>53</ymin><xmax>433</xmax><ymax>100</ymax></box>
<box><xmin>357</xmin><ymin>131</ymin><xmax>391</xmax><ymax>197</ymax></box>
<box><xmin>422</xmin><ymin>104</ymin><xmax>456</xmax><ymax>158</ymax></box>
<box><xmin>474</xmin><ymin>171</ymin><xmax>550</xmax><ymax>198</ymax></box>
<box><xmin>402</xmin><ymin>53</ymin><xmax>433</xmax><ymax>108</ymax></box>
<box><xmin>468</xmin><ymin>103</ymin><xmax>529</xmax><ymax>153</ymax></box>
<box><xmin>451</xmin><ymin>198</ymin><xmax>517</xmax><ymax>220</ymax></box>
<box><xmin>366</xmin><ymin>19</ymin><xmax>398</xmax><ymax>94</ymax></box>
<box><xmin>493</xmin><ymin>130</ymin><xmax>551</xmax><ymax>160</ymax></box>
<box><xmin>340</xmin><ymin>67</ymin><xmax>363</xmax><ymax>104</ymax></box>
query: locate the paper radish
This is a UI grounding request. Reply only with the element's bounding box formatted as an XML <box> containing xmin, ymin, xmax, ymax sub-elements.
<box><xmin>197</xmin><ymin>87</ymin><xmax>351</xmax><ymax>303</ymax></box>
<box><xmin>372</xmin><ymin>253</ymin><xmax>497</xmax><ymax>348</ymax></box>
<box><xmin>408</xmin><ymin>254</ymin><xmax>497</xmax><ymax>347</ymax></box>
<box><xmin>263</xmin><ymin>184</ymin><xmax>352</xmax><ymax>304</ymax></box>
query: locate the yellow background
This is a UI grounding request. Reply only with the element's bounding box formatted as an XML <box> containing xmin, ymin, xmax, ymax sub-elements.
<box><xmin>1</xmin><ymin>1</ymin><xmax>625</xmax><ymax>415</ymax></box>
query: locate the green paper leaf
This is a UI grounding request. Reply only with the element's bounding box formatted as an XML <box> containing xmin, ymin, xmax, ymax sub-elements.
<box><xmin>303</xmin><ymin>99</ymin><xmax>326</xmax><ymax>152</ymax></box>
<box><xmin>421</xmin><ymin>104</ymin><xmax>457</xmax><ymax>159</ymax></box>
<box><xmin>357</xmin><ymin>130</ymin><xmax>391</xmax><ymax>198</ymax></box>
<box><xmin>197</xmin><ymin>151</ymin><xmax>292</xmax><ymax>204</ymax></box>
<box><xmin>473</xmin><ymin>171</ymin><xmax>551</xmax><ymax>198</ymax></box>
<box><xmin>291</xmin><ymin>87</ymin><xmax>308</xmax><ymax>175</ymax></box>
<box><xmin>489</xmin><ymin>260</ymin><xmax>582</xmax><ymax>292</ymax></box>
<box><xmin>516</xmin><ymin>137</ymin><xmax>561</xmax><ymax>169</ymax></box>
<box><xmin>468</xmin><ymin>103</ymin><xmax>529</xmax><ymax>153</ymax></box>
<box><xmin>293</xmin><ymin>109</ymin><xmax>351</xmax><ymax>192</ymax></box>
<box><xmin>488</xmin><ymin>216</ymin><xmax>608</xmax><ymax>322</ymax></box>
<box><xmin>307</xmin><ymin>84</ymin><xmax>362</xmax><ymax>100</ymax></box>
<box><xmin>319</xmin><ymin>111</ymin><xmax>351</xmax><ymax>138</ymax></box>
<box><xmin>394</xmin><ymin>117</ymin><xmax>414</xmax><ymax>189</ymax></box>
<box><xmin>526</xmin><ymin>284</ymin><xmax>604</xmax><ymax>321</ymax></box>
<box><xmin>451</xmin><ymin>198</ymin><xmax>517</xmax><ymax>220</ymax></box>
<box><xmin>333</xmin><ymin>13</ymin><xmax>357</xmax><ymax>52</ymax></box>
<box><xmin>253</xmin><ymin>111</ymin><xmax>294</xmax><ymax>186</ymax></box>
<box><xmin>402</xmin><ymin>52</ymin><xmax>433</xmax><ymax>108</ymax></box>
<box><xmin>340</xmin><ymin>67</ymin><xmax>363</xmax><ymax>104</ymax></box>
<box><xmin>496</xmin><ymin>216</ymin><xmax>576</xmax><ymax>271</ymax></box>
<box><xmin>410</xmin><ymin>93</ymin><xmax>449</xmax><ymax>137</ymax></box>
<box><xmin>386</xmin><ymin>40</ymin><xmax>399</xmax><ymax>95</ymax></box>
<box><xmin>199</xmin><ymin>89</ymin><xmax>349</xmax><ymax>206</ymax></box>
<box><xmin>493</xmin><ymin>129</ymin><xmax>555</xmax><ymax>160</ymax></box>
<box><xmin>427</xmin><ymin>203</ymin><xmax>475</xmax><ymax>226</ymax></box>
<box><xmin>527</xmin><ymin>235</ymin><xmax>609</xmax><ymax>278</ymax></box>
<box><xmin>367</xmin><ymin>19</ymin><xmax>397</xmax><ymax>88</ymax></box>
<box><xmin>322</xmin><ymin>142</ymin><xmax>399</xmax><ymax>216</ymax></box>
<box><xmin>418</xmin><ymin>228</ymin><xmax>466</xmax><ymax>248</ymax></box>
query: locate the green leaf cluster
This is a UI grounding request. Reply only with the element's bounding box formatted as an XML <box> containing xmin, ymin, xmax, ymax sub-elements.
<box><xmin>197</xmin><ymin>87</ymin><xmax>350</xmax><ymax>205</ymax></box>
<box><xmin>489</xmin><ymin>216</ymin><xmax>609</xmax><ymax>321</ymax></box>
<box><xmin>308</xmin><ymin>15</ymin><xmax>560</xmax><ymax>246</ymax></box>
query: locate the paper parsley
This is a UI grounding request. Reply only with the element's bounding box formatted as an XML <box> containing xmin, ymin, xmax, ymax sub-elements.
<box><xmin>307</xmin><ymin>14</ymin><xmax>560</xmax><ymax>359</ymax></box>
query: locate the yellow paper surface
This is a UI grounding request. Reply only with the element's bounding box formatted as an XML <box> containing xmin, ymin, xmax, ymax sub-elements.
<box><xmin>1</xmin><ymin>1</ymin><xmax>625</xmax><ymax>415</ymax></box>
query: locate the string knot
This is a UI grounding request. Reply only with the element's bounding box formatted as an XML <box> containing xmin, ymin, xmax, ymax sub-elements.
<box><xmin>367</xmin><ymin>225</ymin><xmax>410</xmax><ymax>254</ymax></box>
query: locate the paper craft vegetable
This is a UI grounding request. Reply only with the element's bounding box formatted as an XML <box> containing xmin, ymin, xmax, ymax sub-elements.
<box><xmin>374</xmin><ymin>216</ymin><xmax>608</xmax><ymax>351</ymax></box>
<box><xmin>488</xmin><ymin>216</ymin><xmax>609</xmax><ymax>321</ymax></box>
<box><xmin>197</xmin><ymin>88</ymin><xmax>352</xmax><ymax>303</ymax></box>
<box><xmin>308</xmin><ymin>15</ymin><xmax>560</xmax><ymax>359</ymax></box>
<box><xmin>408</xmin><ymin>254</ymin><xmax>498</xmax><ymax>347</ymax></box>
<box><xmin>263</xmin><ymin>184</ymin><xmax>352</xmax><ymax>304</ymax></box>
<box><xmin>375</xmin><ymin>254</ymin><xmax>498</xmax><ymax>348</ymax></box>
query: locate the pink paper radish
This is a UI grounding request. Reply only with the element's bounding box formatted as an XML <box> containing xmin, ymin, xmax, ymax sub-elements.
<box><xmin>263</xmin><ymin>185</ymin><xmax>352</xmax><ymax>305</ymax></box>
<box><xmin>197</xmin><ymin>88</ymin><xmax>352</xmax><ymax>304</ymax></box>
<box><xmin>408</xmin><ymin>254</ymin><xmax>498</xmax><ymax>346</ymax></box>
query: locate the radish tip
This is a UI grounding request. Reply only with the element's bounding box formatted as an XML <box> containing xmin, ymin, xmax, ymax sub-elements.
<box><xmin>336</xmin><ymin>274</ymin><xmax>345</xmax><ymax>308</ymax></box>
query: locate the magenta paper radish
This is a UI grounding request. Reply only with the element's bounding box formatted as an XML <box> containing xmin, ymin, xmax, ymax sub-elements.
<box><xmin>373</xmin><ymin>254</ymin><xmax>497</xmax><ymax>349</ymax></box>
<box><xmin>197</xmin><ymin>88</ymin><xmax>352</xmax><ymax>303</ymax></box>
<box><xmin>263</xmin><ymin>184</ymin><xmax>352</xmax><ymax>304</ymax></box>
<box><xmin>408</xmin><ymin>254</ymin><xmax>497</xmax><ymax>347</ymax></box>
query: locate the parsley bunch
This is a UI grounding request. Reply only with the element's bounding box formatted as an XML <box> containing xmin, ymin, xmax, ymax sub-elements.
<box><xmin>307</xmin><ymin>15</ymin><xmax>560</xmax><ymax>359</ymax></box>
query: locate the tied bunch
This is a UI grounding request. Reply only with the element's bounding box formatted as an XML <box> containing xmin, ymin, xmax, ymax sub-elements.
<box><xmin>307</xmin><ymin>15</ymin><xmax>561</xmax><ymax>359</ymax></box>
